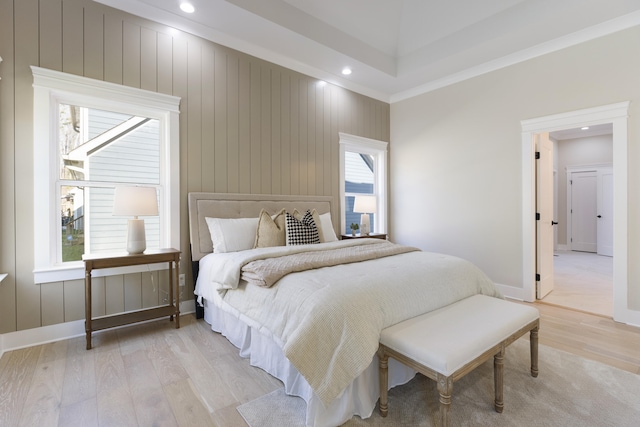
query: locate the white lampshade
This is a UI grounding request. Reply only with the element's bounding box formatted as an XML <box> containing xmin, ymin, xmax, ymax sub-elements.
<box><xmin>353</xmin><ymin>195</ymin><xmax>377</xmax><ymax>214</ymax></box>
<box><xmin>113</xmin><ymin>186</ymin><xmax>159</xmax><ymax>217</ymax></box>
<box><xmin>353</xmin><ymin>195</ymin><xmax>377</xmax><ymax>236</ymax></box>
<box><xmin>113</xmin><ymin>186</ymin><xmax>158</xmax><ymax>254</ymax></box>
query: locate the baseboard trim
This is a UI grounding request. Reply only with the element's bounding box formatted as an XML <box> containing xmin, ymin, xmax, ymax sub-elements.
<box><xmin>616</xmin><ymin>307</ymin><xmax>640</xmax><ymax>327</ymax></box>
<box><xmin>0</xmin><ymin>300</ymin><xmax>195</xmax><ymax>358</ymax></box>
<box><xmin>495</xmin><ymin>283</ymin><xmax>527</xmax><ymax>302</ymax></box>
<box><xmin>0</xmin><ymin>319</ymin><xmax>85</xmax><ymax>358</ymax></box>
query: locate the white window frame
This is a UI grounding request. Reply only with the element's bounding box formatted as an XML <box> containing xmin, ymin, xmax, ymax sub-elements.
<box><xmin>339</xmin><ymin>132</ymin><xmax>388</xmax><ymax>234</ymax></box>
<box><xmin>32</xmin><ymin>66</ymin><xmax>181</xmax><ymax>283</ymax></box>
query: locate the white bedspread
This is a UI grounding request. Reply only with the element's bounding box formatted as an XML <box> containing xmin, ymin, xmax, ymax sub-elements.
<box><xmin>195</xmin><ymin>239</ymin><xmax>502</xmax><ymax>406</ymax></box>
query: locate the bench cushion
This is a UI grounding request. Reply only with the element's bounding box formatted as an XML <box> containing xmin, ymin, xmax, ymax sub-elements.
<box><xmin>379</xmin><ymin>295</ymin><xmax>539</xmax><ymax>376</ymax></box>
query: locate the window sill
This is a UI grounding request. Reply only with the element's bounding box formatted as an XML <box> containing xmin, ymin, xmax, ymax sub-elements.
<box><xmin>34</xmin><ymin>261</ymin><xmax>173</xmax><ymax>284</ymax></box>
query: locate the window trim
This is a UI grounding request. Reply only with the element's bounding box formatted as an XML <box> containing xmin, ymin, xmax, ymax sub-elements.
<box><xmin>32</xmin><ymin>66</ymin><xmax>181</xmax><ymax>283</ymax></box>
<box><xmin>339</xmin><ymin>132</ymin><xmax>388</xmax><ymax>235</ymax></box>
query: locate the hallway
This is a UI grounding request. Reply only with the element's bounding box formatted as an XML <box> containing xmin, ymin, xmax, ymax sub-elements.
<box><xmin>540</xmin><ymin>250</ymin><xmax>613</xmax><ymax>317</ymax></box>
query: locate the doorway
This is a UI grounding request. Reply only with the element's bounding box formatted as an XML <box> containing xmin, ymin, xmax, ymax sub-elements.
<box><xmin>540</xmin><ymin>129</ymin><xmax>614</xmax><ymax>316</ymax></box>
<box><xmin>520</xmin><ymin>102</ymin><xmax>632</xmax><ymax>324</ymax></box>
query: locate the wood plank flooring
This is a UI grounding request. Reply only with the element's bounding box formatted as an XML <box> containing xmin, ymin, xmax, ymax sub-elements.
<box><xmin>1</xmin><ymin>303</ymin><xmax>639</xmax><ymax>426</ymax></box>
<box><xmin>541</xmin><ymin>251</ymin><xmax>613</xmax><ymax>317</ymax></box>
<box><xmin>532</xmin><ymin>302</ymin><xmax>640</xmax><ymax>374</ymax></box>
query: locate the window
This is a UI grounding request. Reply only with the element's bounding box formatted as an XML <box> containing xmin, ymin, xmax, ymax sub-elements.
<box><xmin>32</xmin><ymin>66</ymin><xmax>180</xmax><ymax>283</ymax></box>
<box><xmin>339</xmin><ymin>133</ymin><xmax>388</xmax><ymax>235</ymax></box>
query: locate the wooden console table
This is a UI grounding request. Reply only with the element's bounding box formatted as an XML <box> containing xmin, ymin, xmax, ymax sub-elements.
<box><xmin>83</xmin><ymin>248</ymin><xmax>180</xmax><ymax>350</ymax></box>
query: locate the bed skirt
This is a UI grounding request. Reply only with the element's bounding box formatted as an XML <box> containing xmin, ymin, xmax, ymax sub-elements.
<box><xmin>202</xmin><ymin>299</ymin><xmax>417</xmax><ymax>427</ymax></box>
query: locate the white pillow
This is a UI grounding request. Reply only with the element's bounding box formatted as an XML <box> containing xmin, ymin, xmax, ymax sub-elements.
<box><xmin>318</xmin><ymin>212</ymin><xmax>338</xmax><ymax>242</ymax></box>
<box><xmin>205</xmin><ymin>217</ymin><xmax>259</xmax><ymax>253</ymax></box>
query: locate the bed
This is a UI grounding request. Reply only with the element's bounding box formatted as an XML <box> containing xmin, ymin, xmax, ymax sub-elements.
<box><xmin>188</xmin><ymin>192</ymin><xmax>502</xmax><ymax>426</ymax></box>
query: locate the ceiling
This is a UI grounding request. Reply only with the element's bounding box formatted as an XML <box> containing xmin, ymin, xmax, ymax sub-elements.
<box><xmin>550</xmin><ymin>123</ymin><xmax>612</xmax><ymax>140</ymax></box>
<box><xmin>95</xmin><ymin>0</ymin><xmax>640</xmax><ymax>103</ymax></box>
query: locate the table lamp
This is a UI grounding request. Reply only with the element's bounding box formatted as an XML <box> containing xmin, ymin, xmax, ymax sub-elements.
<box><xmin>353</xmin><ymin>195</ymin><xmax>377</xmax><ymax>236</ymax></box>
<box><xmin>113</xmin><ymin>186</ymin><xmax>158</xmax><ymax>254</ymax></box>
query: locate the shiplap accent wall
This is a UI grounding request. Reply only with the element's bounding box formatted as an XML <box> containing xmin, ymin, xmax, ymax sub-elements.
<box><xmin>0</xmin><ymin>0</ymin><xmax>390</xmax><ymax>333</ymax></box>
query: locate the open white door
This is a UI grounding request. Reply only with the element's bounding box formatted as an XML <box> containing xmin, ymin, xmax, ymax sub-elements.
<box><xmin>597</xmin><ymin>167</ymin><xmax>614</xmax><ymax>256</ymax></box>
<box><xmin>536</xmin><ymin>133</ymin><xmax>554</xmax><ymax>299</ymax></box>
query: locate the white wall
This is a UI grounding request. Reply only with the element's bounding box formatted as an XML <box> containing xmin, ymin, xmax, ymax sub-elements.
<box><xmin>389</xmin><ymin>26</ymin><xmax>640</xmax><ymax>313</ymax></box>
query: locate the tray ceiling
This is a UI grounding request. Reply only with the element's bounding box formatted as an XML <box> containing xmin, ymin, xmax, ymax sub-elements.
<box><xmin>94</xmin><ymin>0</ymin><xmax>640</xmax><ymax>102</ymax></box>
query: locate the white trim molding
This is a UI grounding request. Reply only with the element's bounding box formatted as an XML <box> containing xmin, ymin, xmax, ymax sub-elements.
<box><xmin>31</xmin><ymin>66</ymin><xmax>181</xmax><ymax>283</ymax></box>
<box><xmin>520</xmin><ymin>102</ymin><xmax>635</xmax><ymax>325</ymax></box>
<box><xmin>495</xmin><ymin>283</ymin><xmax>526</xmax><ymax>302</ymax></box>
<box><xmin>339</xmin><ymin>133</ymin><xmax>389</xmax><ymax>235</ymax></box>
<box><xmin>0</xmin><ymin>300</ymin><xmax>195</xmax><ymax>358</ymax></box>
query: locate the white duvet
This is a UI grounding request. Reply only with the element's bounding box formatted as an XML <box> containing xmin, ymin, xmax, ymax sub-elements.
<box><xmin>195</xmin><ymin>239</ymin><xmax>502</xmax><ymax>406</ymax></box>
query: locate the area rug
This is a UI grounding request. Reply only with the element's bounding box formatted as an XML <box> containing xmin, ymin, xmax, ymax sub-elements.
<box><xmin>237</xmin><ymin>339</ymin><xmax>640</xmax><ymax>426</ymax></box>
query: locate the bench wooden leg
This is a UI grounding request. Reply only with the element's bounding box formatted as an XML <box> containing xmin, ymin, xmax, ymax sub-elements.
<box><xmin>494</xmin><ymin>346</ymin><xmax>505</xmax><ymax>413</ymax></box>
<box><xmin>530</xmin><ymin>325</ymin><xmax>539</xmax><ymax>378</ymax></box>
<box><xmin>378</xmin><ymin>348</ymin><xmax>389</xmax><ymax>417</ymax></box>
<box><xmin>437</xmin><ymin>373</ymin><xmax>453</xmax><ymax>427</ymax></box>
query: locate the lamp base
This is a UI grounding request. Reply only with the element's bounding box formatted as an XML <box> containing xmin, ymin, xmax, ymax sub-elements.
<box><xmin>360</xmin><ymin>213</ymin><xmax>370</xmax><ymax>236</ymax></box>
<box><xmin>127</xmin><ymin>218</ymin><xmax>147</xmax><ymax>254</ymax></box>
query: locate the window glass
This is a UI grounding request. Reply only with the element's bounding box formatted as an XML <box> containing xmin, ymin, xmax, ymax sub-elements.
<box><xmin>344</xmin><ymin>151</ymin><xmax>375</xmax><ymax>233</ymax></box>
<box><xmin>57</xmin><ymin>104</ymin><xmax>160</xmax><ymax>261</ymax></box>
<box><xmin>60</xmin><ymin>185</ymin><xmax>84</xmax><ymax>262</ymax></box>
<box><xmin>58</xmin><ymin>104</ymin><xmax>159</xmax><ymax>184</ymax></box>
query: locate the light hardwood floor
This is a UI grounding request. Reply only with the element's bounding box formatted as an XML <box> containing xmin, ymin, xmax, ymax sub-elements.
<box><xmin>1</xmin><ymin>304</ymin><xmax>639</xmax><ymax>427</ymax></box>
<box><xmin>541</xmin><ymin>251</ymin><xmax>613</xmax><ymax>317</ymax></box>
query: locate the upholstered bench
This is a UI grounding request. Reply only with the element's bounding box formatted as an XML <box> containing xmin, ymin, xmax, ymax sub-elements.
<box><xmin>377</xmin><ymin>294</ymin><xmax>539</xmax><ymax>427</ymax></box>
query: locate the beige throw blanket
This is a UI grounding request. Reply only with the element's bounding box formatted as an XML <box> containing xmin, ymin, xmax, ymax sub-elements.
<box><xmin>241</xmin><ymin>242</ymin><xmax>419</xmax><ymax>287</ymax></box>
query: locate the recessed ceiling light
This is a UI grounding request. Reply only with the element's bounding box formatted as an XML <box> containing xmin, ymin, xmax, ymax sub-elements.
<box><xmin>180</xmin><ymin>2</ymin><xmax>195</xmax><ymax>13</ymax></box>
<box><xmin>581</xmin><ymin>126</ymin><xmax>590</xmax><ymax>130</ymax></box>
<box><xmin>341</xmin><ymin>67</ymin><xmax>352</xmax><ymax>76</ymax></box>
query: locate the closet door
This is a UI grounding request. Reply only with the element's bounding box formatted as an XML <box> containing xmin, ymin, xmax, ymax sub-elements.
<box><xmin>570</xmin><ymin>171</ymin><xmax>597</xmax><ymax>253</ymax></box>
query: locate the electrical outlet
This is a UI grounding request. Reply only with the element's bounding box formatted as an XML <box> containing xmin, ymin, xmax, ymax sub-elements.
<box><xmin>179</xmin><ymin>273</ymin><xmax>185</xmax><ymax>286</ymax></box>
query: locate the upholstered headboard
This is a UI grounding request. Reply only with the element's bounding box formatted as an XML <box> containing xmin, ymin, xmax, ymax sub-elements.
<box><xmin>187</xmin><ymin>192</ymin><xmax>336</xmax><ymax>262</ymax></box>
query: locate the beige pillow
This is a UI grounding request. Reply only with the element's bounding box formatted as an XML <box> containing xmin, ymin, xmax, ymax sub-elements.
<box><xmin>254</xmin><ymin>208</ymin><xmax>286</xmax><ymax>248</ymax></box>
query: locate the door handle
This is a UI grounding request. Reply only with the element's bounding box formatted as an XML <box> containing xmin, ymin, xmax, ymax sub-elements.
<box><xmin>597</xmin><ymin>215</ymin><xmax>602</xmax><ymax>218</ymax></box>
<box><xmin>551</xmin><ymin>221</ymin><xmax>558</xmax><ymax>225</ymax></box>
